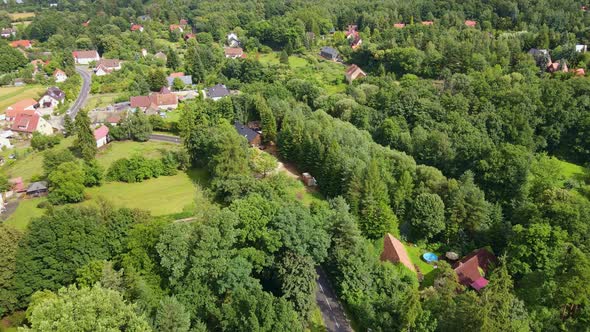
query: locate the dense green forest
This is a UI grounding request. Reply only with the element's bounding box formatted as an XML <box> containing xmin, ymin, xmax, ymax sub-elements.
<box><xmin>3</xmin><ymin>0</ymin><xmax>590</xmax><ymax>331</ymax></box>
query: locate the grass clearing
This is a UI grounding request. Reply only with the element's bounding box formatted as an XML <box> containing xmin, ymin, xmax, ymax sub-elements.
<box><xmin>86</xmin><ymin>93</ymin><xmax>121</xmax><ymax>110</ymax></box>
<box><xmin>4</xmin><ymin>198</ymin><xmax>47</xmax><ymax>231</ymax></box>
<box><xmin>0</xmin><ymin>85</ymin><xmax>46</xmax><ymax>111</ymax></box>
<box><xmin>96</xmin><ymin>140</ymin><xmax>180</xmax><ymax>169</ymax></box>
<box><xmin>553</xmin><ymin>157</ymin><xmax>585</xmax><ymax>180</ymax></box>
<box><xmin>8</xmin><ymin>12</ymin><xmax>35</xmax><ymax>21</ymax></box>
<box><xmin>306</xmin><ymin>305</ymin><xmax>327</xmax><ymax>332</ymax></box>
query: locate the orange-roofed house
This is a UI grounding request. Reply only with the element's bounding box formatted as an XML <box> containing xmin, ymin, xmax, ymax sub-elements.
<box><xmin>53</xmin><ymin>69</ymin><xmax>68</xmax><ymax>83</ymax></box>
<box><xmin>130</xmin><ymin>93</ymin><xmax>178</xmax><ymax>114</ymax></box>
<box><xmin>11</xmin><ymin>112</ymin><xmax>53</xmax><ymax>135</ymax></box>
<box><xmin>5</xmin><ymin>99</ymin><xmax>39</xmax><ymax>121</ymax></box>
<box><xmin>421</xmin><ymin>21</ymin><xmax>434</xmax><ymax>26</ymax></box>
<box><xmin>464</xmin><ymin>20</ymin><xmax>477</xmax><ymax>27</ymax></box>
<box><xmin>380</xmin><ymin>233</ymin><xmax>416</xmax><ymax>273</ymax></box>
<box><xmin>572</xmin><ymin>68</ymin><xmax>586</xmax><ymax>77</ymax></box>
<box><xmin>72</xmin><ymin>50</ymin><xmax>100</xmax><ymax>64</ymax></box>
<box><xmin>170</xmin><ymin>24</ymin><xmax>184</xmax><ymax>33</ymax></box>
<box><xmin>224</xmin><ymin>47</ymin><xmax>244</xmax><ymax>59</ymax></box>
<box><xmin>10</xmin><ymin>40</ymin><xmax>32</xmax><ymax>49</ymax></box>
<box><xmin>345</xmin><ymin>64</ymin><xmax>366</xmax><ymax>83</ymax></box>
<box><xmin>394</xmin><ymin>23</ymin><xmax>406</xmax><ymax>28</ymax></box>
<box><xmin>130</xmin><ymin>24</ymin><xmax>144</xmax><ymax>32</ymax></box>
<box><xmin>453</xmin><ymin>248</ymin><xmax>497</xmax><ymax>291</ymax></box>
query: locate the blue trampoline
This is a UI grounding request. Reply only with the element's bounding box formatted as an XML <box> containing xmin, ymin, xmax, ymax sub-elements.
<box><xmin>423</xmin><ymin>252</ymin><xmax>438</xmax><ymax>263</ymax></box>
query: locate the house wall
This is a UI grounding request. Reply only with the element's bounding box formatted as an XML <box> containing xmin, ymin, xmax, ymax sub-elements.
<box><xmin>75</xmin><ymin>56</ymin><xmax>99</xmax><ymax>65</ymax></box>
<box><xmin>55</xmin><ymin>74</ymin><xmax>67</xmax><ymax>83</ymax></box>
<box><xmin>96</xmin><ymin>136</ymin><xmax>107</xmax><ymax>148</ymax></box>
<box><xmin>39</xmin><ymin>95</ymin><xmax>60</xmax><ymax>108</ymax></box>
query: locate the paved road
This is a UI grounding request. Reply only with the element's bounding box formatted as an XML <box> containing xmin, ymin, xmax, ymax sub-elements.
<box><xmin>149</xmin><ymin>134</ymin><xmax>181</xmax><ymax>144</ymax></box>
<box><xmin>316</xmin><ymin>267</ymin><xmax>353</xmax><ymax>332</ymax></box>
<box><xmin>66</xmin><ymin>66</ymin><xmax>92</xmax><ymax>119</ymax></box>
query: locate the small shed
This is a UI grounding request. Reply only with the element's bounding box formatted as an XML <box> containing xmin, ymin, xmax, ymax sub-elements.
<box><xmin>26</xmin><ymin>181</ymin><xmax>48</xmax><ymax>197</ymax></box>
<box><xmin>301</xmin><ymin>172</ymin><xmax>317</xmax><ymax>187</ymax></box>
<box><xmin>380</xmin><ymin>233</ymin><xmax>416</xmax><ymax>273</ymax></box>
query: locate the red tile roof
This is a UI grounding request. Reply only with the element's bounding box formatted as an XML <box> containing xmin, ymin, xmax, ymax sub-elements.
<box><xmin>453</xmin><ymin>248</ymin><xmax>497</xmax><ymax>290</ymax></box>
<box><xmin>6</xmin><ymin>98</ymin><xmax>38</xmax><ymax>115</ymax></box>
<box><xmin>72</xmin><ymin>50</ymin><xmax>99</xmax><ymax>60</ymax></box>
<box><xmin>169</xmin><ymin>72</ymin><xmax>185</xmax><ymax>78</ymax></box>
<box><xmin>10</xmin><ymin>177</ymin><xmax>24</xmax><ymax>192</ymax></box>
<box><xmin>421</xmin><ymin>21</ymin><xmax>434</xmax><ymax>26</ymax></box>
<box><xmin>465</xmin><ymin>20</ymin><xmax>477</xmax><ymax>27</ymax></box>
<box><xmin>11</xmin><ymin>112</ymin><xmax>41</xmax><ymax>133</ymax></box>
<box><xmin>130</xmin><ymin>95</ymin><xmax>151</xmax><ymax>108</ymax></box>
<box><xmin>394</xmin><ymin>23</ymin><xmax>406</xmax><ymax>28</ymax></box>
<box><xmin>130</xmin><ymin>24</ymin><xmax>143</xmax><ymax>31</ymax></box>
<box><xmin>380</xmin><ymin>233</ymin><xmax>416</xmax><ymax>272</ymax></box>
<box><xmin>106</xmin><ymin>115</ymin><xmax>121</xmax><ymax>124</ymax></box>
<box><xmin>93</xmin><ymin>125</ymin><xmax>109</xmax><ymax>140</ymax></box>
<box><xmin>10</xmin><ymin>40</ymin><xmax>31</xmax><ymax>48</ymax></box>
<box><xmin>224</xmin><ymin>47</ymin><xmax>244</xmax><ymax>57</ymax></box>
<box><xmin>169</xmin><ymin>24</ymin><xmax>182</xmax><ymax>31</ymax></box>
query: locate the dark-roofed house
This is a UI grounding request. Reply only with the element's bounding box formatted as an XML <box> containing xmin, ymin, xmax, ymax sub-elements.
<box><xmin>26</xmin><ymin>181</ymin><xmax>48</xmax><ymax>197</ymax></box>
<box><xmin>39</xmin><ymin>87</ymin><xmax>65</xmax><ymax>108</ymax></box>
<box><xmin>528</xmin><ymin>48</ymin><xmax>552</xmax><ymax>69</ymax></box>
<box><xmin>380</xmin><ymin>233</ymin><xmax>416</xmax><ymax>273</ymax></box>
<box><xmin>203</xmin><ymin>84</ymin><xmax>230</xmax><ymax>101</ymax></box>
<box><xmin>345</xmin><ymin>64</ymin><xmax>366</xmax><ymax>83</ymax></box>
<box><xmin>234</xmin><ymin>121</ymin><xmax>261</xmax><ymax>147</ymax></box>
<box><xmin>320</xmin><ymin>46</ymin><xmax>339</xmax><ymax>61</ymax></box>
<box><xmin>453</xmin><ymin>248</ymin><xmax>497</xmax><ymax>291</ymax></box>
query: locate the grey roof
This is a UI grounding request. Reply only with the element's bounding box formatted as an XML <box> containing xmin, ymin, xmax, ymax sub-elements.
<box><xmin>27</xmin><ymin>181</ymin><xmax>48</xmax><ymax>193</ymax></box>
<box><xmin>45</xmin><ymin>87</ymin><xmax>65</xmax><ymax>100</ymax></box>
<box><xmin>167</xmin><ymin>75</ymin><xmax>193</xmax><ymax>86</ymax></box>
<box><xmin>3</xmin><ymin>0</ymin><xmax>24</xmax><ymax>3</ymax></box>
<box><xmin>205</xmin><ymin>84</ymin><xmax>230</xmax><ymax>99</ymax></box>
<box><xmin>320</xmin><ymin>46</ymin><xmax>339</xmax><ymax>57</ymax></box>
<box><xmin>234</xmin><ymin>121</ymin><xmax>259</xmax><ymax>143</ymax></box>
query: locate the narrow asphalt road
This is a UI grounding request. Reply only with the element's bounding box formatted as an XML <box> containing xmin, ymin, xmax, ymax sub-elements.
<box><xmin>316</xmin><ymin>267</ymin><xmax>353</xmax><ymax>332</ymax></box>
<box><xmin>149</xmin><ymin>134</ymin><xmax>181</xmax><ymax>144</ymax></box>
<box><xmin>66</xmin><ymin>66</ymin><xmax>92</xmax><ymax>119</ymax></box>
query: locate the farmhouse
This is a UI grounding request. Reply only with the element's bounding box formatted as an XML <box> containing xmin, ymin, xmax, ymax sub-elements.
<box><xmin>93</xmin><ymin>125</ymin><xmax>109</xmax><ymax>148</ymax></box>
<box><xmin>39</xmin><ymin>87</ymin><xmax>65</xmax><ymax>108</ymax></box>
<box><xmin>94</xmin><ymin>59</ymin><xmax>122</xmax><ymax>76</ymax></box>
<box><xmin>453</xmin><ymin>248</ymin><xmax>497</xmax><ymax>291</ymax></box>
<box><xmin>224</xmin><ymin>47</ymin><xmax>245</xmax><ymax>59</ymax></box>
<box><xmin>72</xmin><ymin>50</ymin><xmax>100</xmax><ymax>65</ymax></box>
<box><xmin>130</xmin><ymin>93</ymin><xmax>178</xmax><ymax>114</ymax></box>
<box><xmin>202</xmin><ymin>84</ymin><xmax>230</xmax><ymax>101</ymax></box>
<box><xmin>5</xmin><ymin>98</ymin><xmax>39</xmax><ymax>121</ymax></box>
<box><xmin>320</xmin><ymin>46</ymin><xmax>339</xmax><ymax>61</ymax></box>
<box><xmin>380</xmin><ymin>233</ymin><xmax>416</xmax><ymax>273</ymax></box>
<box><xmin>345</xmin><ymin>64</ymin><xmax>366</xmax><ymax>83</ymax></box>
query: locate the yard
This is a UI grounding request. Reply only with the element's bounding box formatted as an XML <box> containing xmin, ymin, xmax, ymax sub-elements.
<box><xmin>85</xmin><ymin>93</ymin><xmax>122</xmax><ymax>110</ymax></box>
<box><xmin>0</xmin><ymin>85</ymin><xmax>46</xmax><ymax>111</ymax></box>
<box><xmin>3</xmin><ymin>198</ymin><xmax>47</xmax><ymax>231</ymax></box>
<box><xmin>96</xmin><ymin>140</ymin><xmax>181</xmax><ymax>169</ymax></box>
<box><xmin>8</xmin><ymin>12</ymin><xmax>35</xmax><ymax>21</ymax></box>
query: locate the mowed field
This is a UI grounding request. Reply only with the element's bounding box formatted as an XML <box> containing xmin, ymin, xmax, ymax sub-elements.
<box><xmin>8</xmin><ymin>12</ymin><xmax>35</xmax><ymax>21</ymax></box>
<box><xmin>0</xmin><ymin>85</ymin><xmax>46</xmax><ymax>111</ymax></box>
<box><xmin>2</xmin><ymin>140</ymin><xmax>203</xmax><ymax>230</ymax></box>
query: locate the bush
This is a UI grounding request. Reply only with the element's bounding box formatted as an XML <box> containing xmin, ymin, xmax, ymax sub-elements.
<box><xmin>31</xmin><ymin>132</ymin><xmax>62</xmax><ymax>151</ymax></box>
<box><xmin>107</xmin><ymin>153</ymin><xmax>186</xmax><ymax>183</ymax></box>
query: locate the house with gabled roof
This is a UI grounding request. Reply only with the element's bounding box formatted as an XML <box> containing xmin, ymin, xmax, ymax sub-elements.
<box><xmin>169</xmin><ymin>24</ymin><xmax>184</xmax><ymax>33</ymax></box>
<box><xmin>130</xmin><ymin>24</ymin><xmax>144</xmax><ymax>32</ymax></box>
<box><xmin>5</xmin><ymin>98</ymin><xmax>38</xmax><ymax>121</ymax></box>
<box><xmin>227</xmin><ymin>32</ymin><xmax>240</xmax><ymax>47</ymax></box>
<box><xmin>380</xmin><ymin>233</ymin><xmax>416</xmax><ymax>273</ymax></box>
<box><xmin>202</xmin><ymin>84</ymin><xmax>230</xmax><ymax>101</ymax></box>
<box><xmin>345</xmin><ymin>64</ymin><xmax>366</xmax><ymax>83</ymax></box>
<box><xmin>224</xmin><ymin>47</ymin><xmax>245</xmax><ymax>59</ymax></box>
<box><xmin>421</xmin><ymin>21</ymin><xmax>434</xmax><ymax>26</ymax></box>
<box><xmin>94</xmin><ymin>59</ymin><xmax>122</xmax><ymax>76</ymax></box>
<box><xmin>464</xmin><ymin>20</ymin><xmax>477</xmax><ymax>27</ymax></box>
<box><xmin>453</xmin><ymin>248</ymin><xmax>497</xmax><ymax>291</ymax></box>
<box><xmin>10</xmin><ymin>40</ymin><xmax>31</xmax><ymax>49</ymax></box>
<box><xmin>39</xmin><ymin>87</ymin><xmax>65</xmax><ymax>108</ymax></box>
<box><xmin>94</xmin><ymin>125</ymin><xmax>109</xmax><ymax>148</ymax></box>
<box><xmin>72</xmin><ymin>50</ymin><xmax>100</xmax><ymax>64</ymax></box>
<box><xmin>1</xmin><ymin>28</ymin><xmax>16</xmax><ymax>38</ymax></box>
<box><xmin>320</xmin><ymin>46</ymin><xmax>340</xmax><ymax>61</ymax></box>
<box><xmin>53</xmin><ymin>69</ymin><xmax>67</xmax><ymax>83</ymax></box>
<box><xmin>166</xmin><ymin>72</ymin><xmax>193</xmax><ymax>88</ymax></box>
<box><xmin>234</xmin><ymin>121</ymin><xmax>261</xmax><ymax>147</ymax></box>
<box><xmin>130</xmin><ymin>93</ymin><xmax>178</xmax><ymax>114</ymax></box>
<box><xmin>11</xmin><ymin>112</ymin><xmax>53</xmax><ymax>135</ymax></box>
<box><xmin>394</xmin><ymin>23</ymin><xmax>406</xmax><ymax>28</ymax></box>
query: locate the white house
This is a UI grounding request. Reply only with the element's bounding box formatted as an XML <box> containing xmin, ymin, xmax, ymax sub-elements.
<box><xmin>72</xmin><ymin>50</ymin><xmax>100</xmax><ymax>65</ymax></box>
<box><xmin>93</xmin><ymin>125</ymin><xmax>109</xmax><ymax>148</ymax></box>
<box><xmin>94</xmin><ymin>59</ymin><xmax>122</xmax><ymax>76</ymax></box>
<box><xmin>38</xmin><ymin>87</ymin><xmax>65</xmax><ymax>109</ymax></box>
<box><xmin>1</xmin><ymin>28</ymin><xmax>15</xmax><ymax>38</ymax></box>
<box><xmin>227</xmin><ymin>32</ymin><xmax>240</xmax><ymax>47</ymax></box>
<box><xmin>576</xmin><ymin>44</ymin><xmax>588</xmax><ymax>53</ymax></box>
<box><xmin>53</xmin><ymin>69</ymin><xmax>68</xmax><ymax>83</ymax></box>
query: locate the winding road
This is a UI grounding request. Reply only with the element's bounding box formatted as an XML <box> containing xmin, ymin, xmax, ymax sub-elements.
<box><xmin>315</xmin><ymin>267</ymin><xmax>353</xmax><ymax>332</ymax></box>
<box><xmin>66</xmin><ymin>66</ymin><xmax>92</xmax><ymax>119</ymax></box>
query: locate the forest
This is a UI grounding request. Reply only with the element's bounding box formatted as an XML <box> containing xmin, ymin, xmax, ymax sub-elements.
<box><xmin>2</xmin><ymin>0</ymin><xmax>590</xmax><ymax>331</ymax></box>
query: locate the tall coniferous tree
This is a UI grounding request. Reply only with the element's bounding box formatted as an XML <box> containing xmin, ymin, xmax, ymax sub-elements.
<box><xmin>74</xmin><ymin>111</ymin><xmax>97</xmax><ymax>161</ymax></box>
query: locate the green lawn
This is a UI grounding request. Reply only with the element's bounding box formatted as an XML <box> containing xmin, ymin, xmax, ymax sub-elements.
<box><xmin>96</xmin><ymin>140</ymin><xmax>180</xmax><ymax>169</ymax></box>
<box><xmin>0</xmin><ymin>85</ymin><xmax>46</xmax><ymax>111</ymax></box>
<box><xmin>3</xmin><ymin>198</ymin><xmax>47</xmax><ymax>231</ymax></box>
<box><xmin>85</xmin><ymin>93</ymin><xmax>121</xmax><ymax>110</ymax></box>
<box><xmin>553</xmin><ymin>157</ymin><xmax>585</xmax><ymax>180</ymax></box>
<box><xmin>3</xmin><ymin>137</ymin><xmax>75</xmax><ymax>182</ymax></box>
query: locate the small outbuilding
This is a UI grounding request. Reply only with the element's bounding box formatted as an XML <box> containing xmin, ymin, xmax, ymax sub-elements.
<box><xmin>234</xmin><ymin>121</ymin><xmax>261</xmax><ymax>147</ymax></box>
<box><xmin>380</xmin><ymin>233</ymin><xmax>416</xmax><ymax>273</ymax></box>
<box><xmin>345</xmin><ymin>64</ymin><xmax>366</xmax><ymax>83</ymax></box>
<box><xmin>26</xmin><ymin>181</ymin><xmax>48</xmax><ymax>197</ymax></box>
<box><xmin>453</xmin><ymin>248</ymin><xmax>497</xmax><ymax>291</ymax></box>
<box><xmin>320</xmin><ymin>46</ymin><xmax>340</xmax><ymax>61</ymax></box>
<box><xmin>94</xmin><ymin>125</ymin><xmax>109</xmax><ymax>148</ymax></box>
<box><xmin>301</xmin><ymin>173</ymin><xmax>317</xmax><ymax>187</ymax></box>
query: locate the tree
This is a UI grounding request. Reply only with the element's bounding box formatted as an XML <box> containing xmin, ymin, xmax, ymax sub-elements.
<box><xmin>410</xmin><ymin>193</ymin><xmax>445</xmax><ymax>241</ymax></box>
<box><xmin>48</xmin><ymin>161</ymin><xmax>86</xmax><ymax>204</ymax></box>
<box><xmin>0</xmin><ymin>225</ymin><xmax>22</xmax><ymax>316</ymax></box>
<box><xmin>63</xmin><ymin>115</ymin><xmax>74</xmax><ymax>137</ymax></box>
<box><xmin>74</xmin><ymin>111</ymin><xmax>97</xmax><ymax>161</ymax></box>
<box><xmin>185</xmin><ymin>40</ymin><xmax>206</xmax><ymax>83</ymax></box>
<box><xmin>148</xmin><ymin>69</ymin><xmax>167</xmax><ymax>91</ymax></box>
<box><xmin>276</xmin><ymin>251</ymin><xmax>317</xmax><ymax>319</ymax></box>
<box><xmin>43</xmin><ymin>149</ymin><xmax>76</xmax><ymax>176</ymax></box>
<box><xmin>31</xmin><ymin>132</ymin><xmax>61</xmax><ymax>151</ymax></box>
<box><xmin>154</xmin><ymin>296</ymin><xmax>191</xmax><ymax>332</ymax></box>
<box><xmin>249</xmin><ymin>149</ymin><xmax>277</xmax><ymax>177</ymax></box>
<box><xmin>256</xmin><ymin>95</ymin><xmax>277</xmax><ymax>143</ymax></box>
<box><xmin>279</xmin><ymin>50</ymin><xmax>289</xmax><ymax>65</ymax></box>
<box><xmin>83</xmin><ymin>160</ymin><xmax>104</xmax><ymax>187</ymax></box>
<box><xmin>23</xmin><ymin>284</ymin><xmax>151</xmax><ymax>332</ymax></box>
<box><xmin>166</xmin><ymin>47</ymin><xmax>180</xmax><ymax>70</ymax></box>
<box><xmin>172</xmin><ymin>77</ymin><xmax>185</xmax><ymax>91</ymax></box>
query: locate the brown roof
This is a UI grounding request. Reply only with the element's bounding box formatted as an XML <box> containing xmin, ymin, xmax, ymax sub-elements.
<box><xmin>130</xmin><ymin>93</ymin><xmax>177</xmax><ymax>109</ymax></box>
<box><xmin>346</xmin><ymin>64</ymin><xmax>365</xmax><ymax>76</ymax></box>
<box><xmin>73</xmin><ymin>50</ymin><xmax>99</xmax><ymax>59</ymax></box>
<box><xmin>130</xmin><ymin>95</ymin><xmax>151</xmax><ymax>108</ymax></box>
<box><xmin>380</xmin><ymin>233</ymin><xmax>416</xmax><ymax>272</ymax></box>
<box><xmin>11</xmin><ymin>113</ymin><xmax>41</xmax><ymax>133</ymax></box>
<box><xmin>224</xmin><ymin>47</ymin><xmax>243</xmax><ymax>56</ymax></box>
<box><xmin>169</xmin><ymin>72</ymin><xmax>185</xmax><ymax>78</ymax></box>
<box><xmin>96</xmin><ymin>59</ymin><xmax>120</xmax><ymax>68</ymax></box>
<box><xmin>453</xmin><ymin>248</ymin><xmax>497</xmax><ymax>288</ymax></box>
<box><xmin>6</xmin><ymin>98</ymin><xmax>38</xmax><ymax>115</ymax></box>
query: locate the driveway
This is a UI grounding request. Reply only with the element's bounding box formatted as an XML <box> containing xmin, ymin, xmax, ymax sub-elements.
<box><xmin>316</xmin><ymin>267</ymin><xmax>353</xmax><ymax>332</ymax></box>
<box><xmin>66</xmin><ymin>66</ymin><xmax>92</xmax><ymax>120</ymax></box>
<box><xmin>149</xmin><ymin>134</ymin><xmax>181</xmax><ymax>144</ymax></box>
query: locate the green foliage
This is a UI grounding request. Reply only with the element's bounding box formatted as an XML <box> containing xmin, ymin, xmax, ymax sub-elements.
<box><xmin>47</xmin><ymin>161</ymin><xmax>86</xmax><ymax>204</ymax></box>
<box><xmin>0</xmin><ymin>225</ymin><xmax>22</xmax><ymax>316</ymax></box>
<box><xmin>148</xmin><ymin>69</ymin><xmax>167</xmax><ymax>91</ymax></box>
<box><xmin>63</xmin><ymin>116</ymin><xmax>75</xmax><ymax>138</ymax></box>
<box><xmin>410</xmin><ymin>193</ymin><xmax>445</xmax><ymax>241</ymax></box>
<box><xmin>23</xmin><ymin>284</ymin><xmax>151</xmax><ymax>332</ymax></box>
<box><xmin>0</xmin><ymin>43</ymin><xmax>28</xmax><ymax>74</ymax></box>
<box><xmin>154</xmin><ymin>296</ymin><xmax>191</xmax><ymax>332</ymax></box>
<box><xmin>74</xmin><ymin>111</ymin><xmax>97</xmax><ymax>161</ymax></box>
<box><xmin>106</xmin><ymin>155</ymin><xmax>164</xmax><ymax>183</ymax></box>
<box><xmin>43</xmin><ymin>149</ymin><xmax>76</xmax><ymax>177</ymax></box>
<box><xmin>256</xmin><ymin>95</ymin><xmax>277</xmax><ymax>143</ymax></box>
<box><xmin>109</xmin><ymin>112</ymin><xmax>153</xmax><ymax>142</ymax></box>
<box><xmin>30</xmin><ymin>133</ymin><xmax>61</xmax><ymax>151</ymax></box>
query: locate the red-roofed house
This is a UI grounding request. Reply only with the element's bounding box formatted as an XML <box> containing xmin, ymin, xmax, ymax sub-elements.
<box><xmin>465</xmin><ymin>20</ymin><xmax>477</xmax><ymax>27</ymax></box>
<box><xmin>5</xmin><ymin>99</ymin><xmax>38</xmax><ymax>121</ymax></box>
<box><xmin>9</xmin><ymin>177</ymin><xmax>25</xmax><ymax>193</ymax></box>
<box><xmin>130</xmin><ymin>93</ymin><xmax>178</xmax><ymax>114</ymax></box>
<box><xmin>170</xmin><ymin>24</ymin><xmax>184</xmax><ymax>33</ymax></box>
<box><xmin>131</xmin><ymin>24</ymin><xmax>144</xmax><ymax>32</ymax></box>
<box><xmin>72</xmin><ymin>50</ymin><xmax>100</xmax><ymax>65</ymax></box>
<box><xmin>53</xmin><ymin>69</ymin><xmax>68</xmax><ymax>83</ymax></box>
<box><xmin>224</xmin><ymin>47</ymin><xmax>244</xmax><ymax>59</ymax></box>
<box><xmin>380</xmin><ymin>233</ymin><xmax>416</xmax><ymax>273</ymax></box>
<box><xmin>572</xmin><ymin>68</ymin><xmax>586</xmax><ymax>77</ymax></box>
<box><xmin>82</xmin><ymin>20</ymin><xmax>90</xmax><ymax>27</ymax></box>
<box><xmin>11</xmin><ymin>112</ymin><xmax>53</xmax><ymax>135</ymax></box>
<box><xmin>169</xmin><ymin>72</ymin><xmax>185</xmax><ymax>78</ymax></box>
<box><xmin>394</xmin><ymin>23</ymin><xmax>406</xmax><ymax>28</ymax></box>
<box><xmin>453</xmin><ymin>248</ymin><xmax>497</xmax><ymax>291</ymax></box>
<box><xmin>94</xmin><ymin>125</ymin><xmax>109</xmax><ymax>148</ymax></box>
<box><xmin>345</xmin><ymin>64</ymin><xmax>366</xmax><ymax>83</ymax></box>
<box><xmin>179</xmin><ymin>19</ymin><xmax>188</xmax><ymax>26</ymax></box>
<box><xmin>106</xmin><ymin>115</ymin><xmax>121</xmax><ymax>126</ymax></box>
<box><xmin>10</xmin><ymin>40</ymin><xmax>32</xmax><ymax>49</ymax></box>
<box><xmin>421</xmin><ymin>21</ymin><xmax>434</xmax><ymax>26</ymax></box>
<box><xmin>94</xmin><ymin>59</ymin><xmax>122</xmax><ymax>76</ymax></box>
